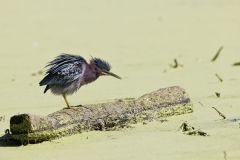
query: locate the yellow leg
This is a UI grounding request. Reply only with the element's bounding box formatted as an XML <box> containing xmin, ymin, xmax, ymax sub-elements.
<box><xmin>62</xmin><ymin>94</ymin><xmax>71</xmax><ymax>109</ymax></box>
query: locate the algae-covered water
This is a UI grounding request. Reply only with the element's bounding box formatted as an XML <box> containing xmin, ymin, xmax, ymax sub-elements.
<box><xmin>0</xmin><ymin>0</ymin><xmax>240</xmax><ymax>159</ymax></box>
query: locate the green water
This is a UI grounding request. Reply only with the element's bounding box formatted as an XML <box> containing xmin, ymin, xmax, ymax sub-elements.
<box><xmin>0</xmin><ymin>0</ymin><xmax>240</xmax><ymax>159</ymax></box>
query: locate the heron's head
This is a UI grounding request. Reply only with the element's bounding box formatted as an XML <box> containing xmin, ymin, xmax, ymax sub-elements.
<box><xmin>91</xmin><ymin>58</ymin><xmax>121</xmax><ymax>79</ymax></box>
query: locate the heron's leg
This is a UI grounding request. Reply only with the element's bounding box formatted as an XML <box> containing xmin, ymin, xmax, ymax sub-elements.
<box><xmin>62</xmin><ymin>94</ymin><xmax>71</xmax><ymax>109</ymax></box>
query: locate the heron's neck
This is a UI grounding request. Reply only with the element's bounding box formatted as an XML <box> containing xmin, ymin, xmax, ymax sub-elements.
<box><xmin>83</xmin><ymin>63</ymin><xmax>99</xmax><ymax>84</ymax></box>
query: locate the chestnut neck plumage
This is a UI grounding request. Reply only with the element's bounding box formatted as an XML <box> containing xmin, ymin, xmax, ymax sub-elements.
<box><xmin>82</xmin><ymin>61</ymin><xmax>101</xmax><ymax>85</ymax></box>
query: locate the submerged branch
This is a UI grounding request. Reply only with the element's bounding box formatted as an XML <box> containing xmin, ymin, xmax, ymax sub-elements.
<box><xmin>211</xmin><ymin>46</ymin><xmax>223</xmax><ymax>62</ymax></box>
<box><xmin>212</xmin><ymin>107</ymin><xmax>226</xmax><ymax>119</ymax></box>
<box><xmin>215</xmin><ymin>73</ymin><xmax>223</xmax><ymax>83</ymax></box>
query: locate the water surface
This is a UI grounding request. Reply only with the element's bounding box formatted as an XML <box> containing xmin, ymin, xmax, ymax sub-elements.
<box><xmin>0</xmin><ymin>0</ymin><xmax>240</xmax><ymax>159</ymax></box>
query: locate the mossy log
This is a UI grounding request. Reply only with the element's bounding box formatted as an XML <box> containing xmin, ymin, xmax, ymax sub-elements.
<box><xmin>2</xmin><ymin>86</ymin><xmax>192</xmax><ymax>144</ymax></box>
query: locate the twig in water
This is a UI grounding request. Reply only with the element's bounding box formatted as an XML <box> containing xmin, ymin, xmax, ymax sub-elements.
<box><xmin>170</xmin><ymin>58</ymin><xmax>183</xmax><ymax>68</ymax></box>
<box><xmin>211</xmin><ymin>46</ymin><xmax>224</xmax><ymax>62</ymax></box>
<box><xmin>215</xmin><ymin>74</ymin><xmax>223</xmax><ymax>82</ymax></box>
<box><xmin>0</xmin><ymin>115</ymin><xmax>5</xmax><ymax>122</ymax></box>
<box><xmin>179</xmin><ymin>122</ymin><xmax>208</xmax><ymax>136</ymax></box>
<box><xmin>212</xmin><ymin>107</ymin><xmax>226</xmax><ymax>119</ymax></box>
<box><xmin>223</xmin><ymin>151</ymin><xmax>227</xmax><ymax>160</ymax></box>
<box><xmin>215</xmin><ymin>92</ymin><xmax>221</xmax><ymax>98</ymax></box>
<box><xmin>198</xmin><ymin>101</ymin><xmax>204</xmax><ymax>107</ymax></box>
<box><xmin>232</xmin><ymin>61</ymin><xmax>240</xmax><ymax>66</ymax></box>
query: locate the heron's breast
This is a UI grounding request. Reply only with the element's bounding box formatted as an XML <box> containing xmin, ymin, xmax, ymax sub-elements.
<box><xmin>50</xmin><ymin>78</ymin><xmax>83</xmax><ymax>95</ymax></box>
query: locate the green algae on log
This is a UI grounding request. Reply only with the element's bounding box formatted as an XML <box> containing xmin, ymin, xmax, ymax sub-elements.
<box><xmin>4</xmin><ymin>86</ymin><xmax>193</xmax><ymax>144</ymax></box>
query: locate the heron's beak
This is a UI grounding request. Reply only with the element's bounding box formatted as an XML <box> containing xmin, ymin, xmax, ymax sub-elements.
<box><xmin>101</xmin><ymin>70</ymin><xmax>121</xmax><ymax>79</ymax></box>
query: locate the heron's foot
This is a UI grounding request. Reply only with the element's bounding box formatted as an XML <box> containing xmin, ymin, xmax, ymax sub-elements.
<box><xmin>63</xmin><ymin>106</ymin><xmax>72</xmax><ymax>109</ymax></box>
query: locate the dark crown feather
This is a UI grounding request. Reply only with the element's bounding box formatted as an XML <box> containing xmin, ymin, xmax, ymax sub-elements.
<box><xmin>92</xmin><ymin>58</ymin><xmax>111</xmax><ymax>71</ymax></box>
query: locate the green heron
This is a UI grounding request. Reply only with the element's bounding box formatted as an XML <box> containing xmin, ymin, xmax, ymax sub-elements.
<box><xmin>39</xmin><ymin>54</ymin><xmax>121</xmax><ymax>108</ymax></box>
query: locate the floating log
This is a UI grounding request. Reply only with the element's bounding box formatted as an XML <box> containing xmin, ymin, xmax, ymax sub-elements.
<box><xmin>2</xmin><ymin>86</ymin><xmax>192</xmax><ymax>145</ymax></box>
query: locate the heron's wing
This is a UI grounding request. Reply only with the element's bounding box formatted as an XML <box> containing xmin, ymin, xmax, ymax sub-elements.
<box><xmin>39</xmin><ymin>54</ymin><xmax>86</xmax><ymax>86</ymax></box>
<box><xmin>47</xmin><ymin>54</ymin><xmax>87</xmax><ymax>74</ymax></box>
<box><xmin>49</xmin><ymin>62</ymin><xmax>84</xmax><ymax>84</ymax></box>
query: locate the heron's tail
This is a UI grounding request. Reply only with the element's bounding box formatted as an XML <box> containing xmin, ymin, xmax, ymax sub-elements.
<box><xmin>39</xmin><ymin>74</ymin><xmax>52</xmax><ymax>93</ymax></box>
<box><xmin>39</xmin><ymin>74</ymin><xmax>52</xmax><ymax>85</ymax></box>
<box><xmin>44</xmin><ymin>85</ymin><xmax>50</xmax><ymax>93</ymax></box>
